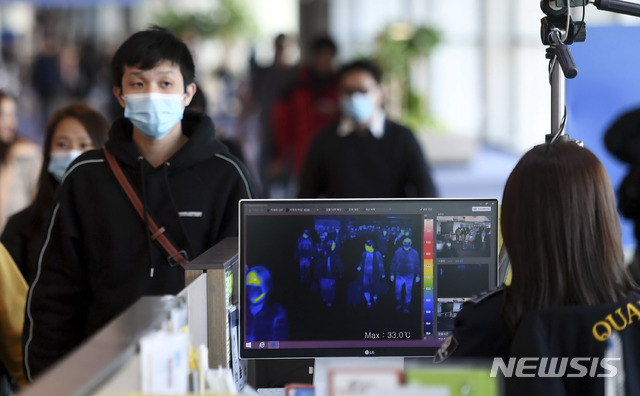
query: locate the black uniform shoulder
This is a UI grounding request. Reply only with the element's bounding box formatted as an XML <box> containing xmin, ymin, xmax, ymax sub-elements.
<box><xmin>434</xmin><ymin>286</ymin><xmax>509</xmax><ymax>363</ymax></box>
<box><xmin>467</xmin><ymin>285</ymin><xmax>506</xmax><ymax>305</ymax></box>
<box><xmin>453</xmin><ymin>286</ymin><xmax>506</xmax><ymax>326</ymax></box>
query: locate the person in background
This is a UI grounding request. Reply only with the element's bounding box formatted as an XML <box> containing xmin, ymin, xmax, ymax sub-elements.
<box><xmin>23</xmin><ymin>27</ymin><xmax>256</xmax><ymax>381</ymax></box>
<box><xmin>31</xmin><ymin>35</ymin><xmax>62</xmax><ymax>130</ymax></box>
<box><xmin>248</xmin><ymin>33</ymin><xmax>297</xmax><ymax>195</ymax></box>
<box><xmin>438</xmin><ymin>238</ymin><xmax>459</xmax><ymax>258</ymax></box>
<box><xmin>603</xmin><ymin>107</ymin><xmax>640</xmax><ymax>284</ymax></box>
<box><xmin>245</xmin><ymin>265</ymin><xmax>289</xmax><ymax>342</ymax></box>
<box><xmin>389</xmin><ymin>237</ymin><xmax>421</xmax><ymax>313</ymax></box>
<box><xmin>0</xmin><ymin>243</ymin><xmax>27</xmax><ymax>395</ymax></box>
<box><xmin>315</xmin><ymin>239</ymin><xmax>343</xmax><ymax>307</ymax></box>
<box><xmin>296</xmin><ymin>229</ymin><xmax>314</xmax><ymax>284</ymax></box>
<box><xmin>0</xmin><ymin>91</ymin><xmax>41</xmax><ymax>233</ymax></box>
<box><xmin>0</xmin><ymin>31</ymin><xmax>21</xmax><ymax>98</ymax></box>
<box><xmin>271</xmin><ymin>35</ymin><xmax>340</xmax><ymax>197</ymax></box>
<box><xmin>297</xmin><ymin>59</ymin><xmax>437</xmax><ymax>198</ymax></box>
<box><xmin>436</xmin><ymin>142</ymin><xmax>638</xmax><ymax>362</ymax></box>
<box><xmin>356</xmin><ymin>240</ymin><xmax>385</xmax><ymax>307</ymax></box>
<box><xmin>1</xmin><ymin>104</ymin><xmax>109</xmax><ymax>285</ymax></box>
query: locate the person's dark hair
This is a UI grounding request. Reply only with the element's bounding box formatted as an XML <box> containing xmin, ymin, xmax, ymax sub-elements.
<box><xmin>501</xmin><ymin>142</ymin><xmax>637</xmax><ymax>331</ymax></box>
<box><xmin>311</xmin><ymin>35</ymin><xmax>337</xmax><ymax>55</ymax></box>
<box><xmin>186</xmin><ymin>83</ymin><xmax>207</xmax><ymax>114</ymax></box>
<box><xmin>338</xmin><ymin>59</ymin><xmax>383</xmax><ymax>85</ymax></box>
<box><xmin>111</xmin><ymin>26</ymin><xmax>195</xmax><ymax>90</ymax></box>
<box><xmin>25</xmin><ymin>103</ymin><xmax>109</xmax><ymax>226</ymax></box>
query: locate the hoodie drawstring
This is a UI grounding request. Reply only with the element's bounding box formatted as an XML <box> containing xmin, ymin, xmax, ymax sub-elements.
<box><xmin>138</xmin><ymin>156</ymin><xmax>155</xmax><ymax>278</ymax></box>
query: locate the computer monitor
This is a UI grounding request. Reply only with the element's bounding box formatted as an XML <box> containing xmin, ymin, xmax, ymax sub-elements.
<box><xmin>238</xmin><ymin>198</ymin><xmax>499</xmax><ymax>360</ymax></box>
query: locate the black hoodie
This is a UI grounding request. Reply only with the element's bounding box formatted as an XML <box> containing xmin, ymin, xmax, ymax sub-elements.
<box><xmin>23</xmin><ymin>111</ymin><xmax>256</xmax><ymax>381</ymax></box>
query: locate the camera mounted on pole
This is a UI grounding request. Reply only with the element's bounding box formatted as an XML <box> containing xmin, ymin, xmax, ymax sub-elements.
<box><xmin>539</xmin><ymin>0</ymin><xmax>640</xmax><ymax>144</ymax></box>
<box><xmin>540</xmin><ymin>1</ymin><xmax>587</xmax><ymax>144</ymax></box>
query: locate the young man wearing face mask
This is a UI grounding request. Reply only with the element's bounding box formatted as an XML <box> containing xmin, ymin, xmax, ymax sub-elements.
<box><xmin>23</xmin><ymin>27</ymin><xmax>256</xmax><ymax>381</ymax></box>
<box><xmin>297</xmin><ymin>59</ymin><xmax>437</xmax><ymax>199</ymax></box>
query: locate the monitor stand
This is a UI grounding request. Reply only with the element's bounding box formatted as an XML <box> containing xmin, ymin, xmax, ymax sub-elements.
<box><xmin>312</xmin><ymin>357</ymin><xmax>404</xmax><ymax>396</ymax></box>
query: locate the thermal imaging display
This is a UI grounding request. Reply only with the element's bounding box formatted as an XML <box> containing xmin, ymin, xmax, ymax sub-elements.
<box><xmin>239</xmin><ymin>199</ymin><xmax>499</xmax><ymax>358</ymax></box>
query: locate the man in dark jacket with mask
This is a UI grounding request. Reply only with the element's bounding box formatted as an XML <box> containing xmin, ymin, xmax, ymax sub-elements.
<box><xmin>297</xmin><ymin>59</ymin><xmax>437</xmax><ymax>198</ymax></box>
<box><xmin>23</xmin><ymin>27</ymin><xmax>256</xmax><ymax>381</ymax></box>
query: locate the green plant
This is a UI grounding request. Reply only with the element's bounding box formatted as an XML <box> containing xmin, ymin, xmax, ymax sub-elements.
<box><xmin>374</xmin><ymin>23</ymin><xmax>442</xmax><ymax>132</ymax></box>
<box><xmin>154</xmin><ymin>0</ymin><xmax>257</xmax><ymax>40</ymax></box>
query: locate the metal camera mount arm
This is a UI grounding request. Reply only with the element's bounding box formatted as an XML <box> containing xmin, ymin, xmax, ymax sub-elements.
<box><xmin>541</xmin><ymin>16</ymin><xmax>585</xmax><ymax>79</ymax></box>
<box><xmin>540</xmin><ymin>2</ymin><xmax>586</xmax><ymax>143</ymax></box>
<box><xmin>540</xmin><ymin>0</ymin><xmax>640</xmax><ymax>143</ymax></box>
<box><xmin>594</xmin><ymin>0</ymin><xmax>640</xmax><ymax>17</ymax></box>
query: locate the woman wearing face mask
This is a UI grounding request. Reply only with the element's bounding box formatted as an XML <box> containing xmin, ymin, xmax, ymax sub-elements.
<box><xmin>1</xmin><ymin>104</ymin><xmax>108</xmax><ymax>284</ymax></box>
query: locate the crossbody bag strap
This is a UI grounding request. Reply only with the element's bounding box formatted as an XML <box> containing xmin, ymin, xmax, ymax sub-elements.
<box><xmin>103</xmin><ymin>147</ymin><xmax>189</xmax><ymax>268</ymax></box>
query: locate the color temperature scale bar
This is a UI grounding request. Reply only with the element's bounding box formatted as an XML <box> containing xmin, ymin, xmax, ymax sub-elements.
<box><xmin>423</xmin><ymin>218</ymin><xmax>434</xmax><ymax>337</ymax></box>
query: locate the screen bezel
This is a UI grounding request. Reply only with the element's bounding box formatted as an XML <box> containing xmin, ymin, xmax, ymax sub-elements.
<box><xmin>238</xmin><ymin>198</ymin><xmax>500</xmax><ymax>359</ymax></box>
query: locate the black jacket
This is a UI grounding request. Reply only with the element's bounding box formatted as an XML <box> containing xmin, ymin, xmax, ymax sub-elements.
<box><xmin>297</xmin><ymin>119</ymin><xmax>438</xmax><ymax>198</ymax></box>
<box><xmin>507</xmin><ymin>299</ymin><xmax>640</xmax><ymax>396</ymax></box>
<box><xmin>23</xmin><ymin>111</ymin><xmax>256</xmax><ymax>380</ymax></box>
<box><xmin>1</xmin><ymin>206</ymin><xmax>52</xmax><ymax>286</ymax></box>
<box><xmin>435</xmin><ymin>286</ymin><xmax>511</xmax><ymax>362</ymax></box>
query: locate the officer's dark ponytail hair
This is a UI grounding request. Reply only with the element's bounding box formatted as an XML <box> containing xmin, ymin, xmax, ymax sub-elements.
<box><xmin>500</xmin><ymin>142</ymin><xmax>637</xmax><ymax>332</ymax></box>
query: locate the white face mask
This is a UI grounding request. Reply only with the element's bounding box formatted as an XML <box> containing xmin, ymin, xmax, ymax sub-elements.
<box><xmin>123</xmin><ymin>93</ymin><xmax>185</xmax><ymax>139</ymax></box>
<box><xmin>48</xmin><ymin>150</ymin><xmax>83</xmax><ymax>182</ymax></box>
